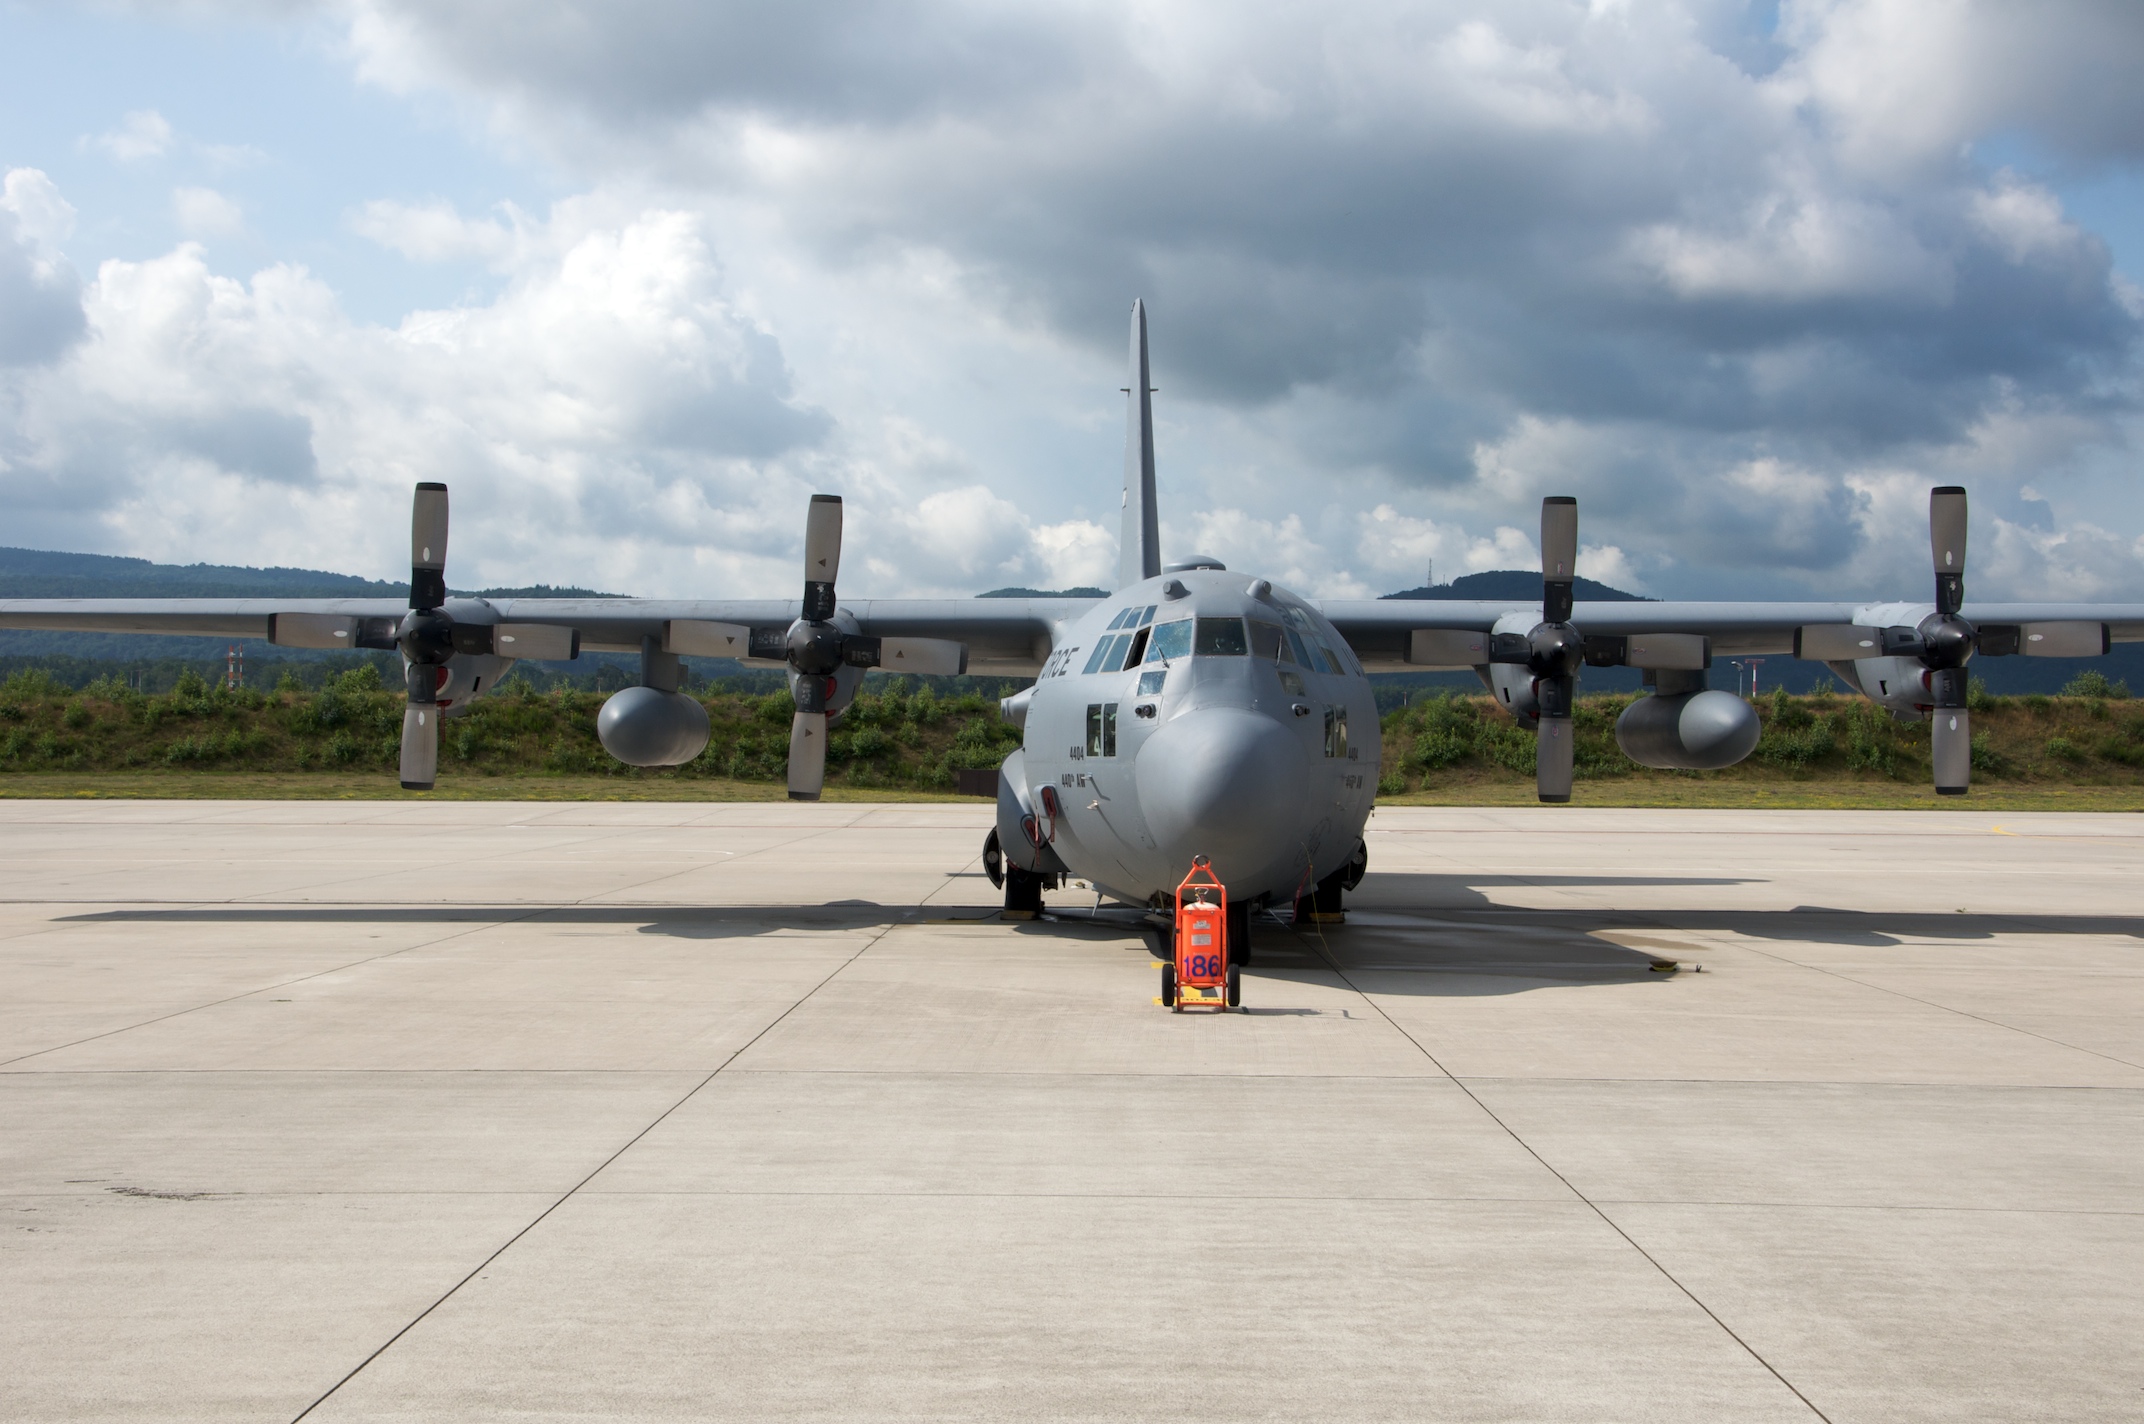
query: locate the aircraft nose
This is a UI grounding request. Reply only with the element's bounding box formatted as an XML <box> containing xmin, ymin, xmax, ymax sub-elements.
<box><xmin>1135</xmin><ymin>706</ymin><xmax>1311</xmax><ymax>889</ymax></box>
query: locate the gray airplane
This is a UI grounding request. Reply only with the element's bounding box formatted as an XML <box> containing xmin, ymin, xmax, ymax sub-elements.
<box><xmin>5</xmin><ymin>301</ymin><xmax>2143</xmax><ymax>978</ymax></box>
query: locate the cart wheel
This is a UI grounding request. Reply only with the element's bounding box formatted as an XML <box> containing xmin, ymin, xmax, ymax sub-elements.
<box><xmin>1161</xmin><ymin>963</ymin><xmax>1177</xmax><ymax>1009</ymax></box>
<box><xmin>1226</xmin><ymin>963</ymin><xmax>1241</xmax><ymax>1008</ymax></box>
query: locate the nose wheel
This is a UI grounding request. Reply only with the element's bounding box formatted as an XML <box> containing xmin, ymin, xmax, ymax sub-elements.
<box><xmin>1004</xmin><ymin>866</ymin><xmax>1046</xmax><ymax>916</ymax></box>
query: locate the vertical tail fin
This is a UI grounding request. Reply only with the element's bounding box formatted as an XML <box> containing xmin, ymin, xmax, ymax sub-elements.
<box><xmin>1120</xmin><ymin>299</ymin><xmax>1161</xmax><ymax>589</ymax></box>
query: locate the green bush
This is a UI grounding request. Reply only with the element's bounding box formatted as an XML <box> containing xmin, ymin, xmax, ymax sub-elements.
<box><xmin>2096</xmin><ymin>735</ymin><xmax>2144</xmax><ymax>767</ymax></box>
<box><xmin>1844</xmin><ymin>706</ymin><xmax>1900</xmax><ymax>776</ymax></box>
<box><xmin>1766</xmin><ymin>686</ymin><xmax>1813</xmax><ymax>730</ymax></box>
<box><xmin>2062</xmin><ymin>669</ymin><xmax>2128</xmax><ymax>699</ymax></box>
<box><xmin>2046</xmin><ymin>736</ymin><xmax>2083</xmax><ymax>762</ymax></box>
<box><xmin>1757</xmin><ymin>723</ymin><xmax>1836</xmax><ymax>769</ymax></box>
<box><xmin>1376</xmin><ymin>772</ymin><xmax>1406</xmax><ymax>796</ymax></box>
<box><xmin>1408</xmin><ymin>728</ymin><xmax>1471</xmax><ymax>771</ymax></box>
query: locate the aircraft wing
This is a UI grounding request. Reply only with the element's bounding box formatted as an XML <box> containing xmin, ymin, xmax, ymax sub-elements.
<box><xmin>1319</xmin><ymin>599</ymin><xmax>2144</xmax><ymax>671</ymax></box>
<box><xmin>0</xmin><ymin>596</ymin><xmax>1096</xmax><ymax>675</ymax></box>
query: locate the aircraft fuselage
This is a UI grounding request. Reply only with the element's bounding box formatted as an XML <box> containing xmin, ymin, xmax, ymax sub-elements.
<box><xmin>1008</xmin><ymin>565</ymin><xmax>1379</xmax><ymax>909</ymax></box>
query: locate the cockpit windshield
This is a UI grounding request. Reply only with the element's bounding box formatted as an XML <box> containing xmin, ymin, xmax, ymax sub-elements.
<box><xmin>1143</xmin><ymin>619</ymin><xmax>1192</xmax><ymax>663</ymax></box>
<box><xmin>1132</xmin><ymin>615</ymin><xmax>1251</xmax><ymax>666</ymax></box>
<box><xmin>1194</xmin><ymin>617</ymin><xmax>1248</xmax><ymax>656</ymax></box>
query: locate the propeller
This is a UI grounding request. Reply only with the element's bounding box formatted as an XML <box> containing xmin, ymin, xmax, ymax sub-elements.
<box><xmin>778</xmin><ymin>495</ymin><xmax>968</xmax><ymax>800</ymax></box>
<box><xmin>1793</xmin><ymin>489</ymin><xmax>1983</xmax><ymax>795</ymax></box>
<box><xmin>397</xmin><ymin>483</ymin><xmax>452</xmax><ymax>790</ymax></box>
<box><xmin>1484</xmin><ymin>497</ymin><xmax>1582</xmax><ymax>803</ymax></box>
<box><xmin>1924</xmin><ymin>486</ymin><xmax>1973</xmax><ymax>795</ymax></box>
<box><xmin>785</xmin><ymin>495</ymin><xmax>844</xmax><ymax>800</ymax></box>
<box><xmin>390</xmin><ymin>482</ymin><xmax>580</xmax><ymax>791</ymax></box>
<box><xmin>1532</xmin><ymin>497</ymin><xmax>1581</xmax><ymax>803</ymax></box>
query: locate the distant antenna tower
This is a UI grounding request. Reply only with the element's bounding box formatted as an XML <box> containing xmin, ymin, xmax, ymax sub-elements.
<box><xmin>226</xmin><ymin>644</ymin><xmax>244</xmax><ymax>691</ymax></box>
<box><xmin>1427</xmin><ymin>559</ymin><xmax>1433</xmax><ymax>588</ymax></box>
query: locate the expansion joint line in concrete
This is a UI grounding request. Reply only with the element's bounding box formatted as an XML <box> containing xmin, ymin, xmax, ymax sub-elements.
<box><xmin>1724</xmin><ymin>936</ymin><xmax>2144</xmax><ymax>1074</ymax></box>
<box><xmin>0</xmin><ymin>906</ymin><xmax>556</xmax><ymax>1070</ymax></box>
<box><xmin>287</xmin><ymin>915</ymin><xmax>899</xmax><ymax>1423</ymax></box>
<box><xmin>1287</xmin><ymin>921</ymin><xmax>1837</xmax><ymax>1424</ymax></box>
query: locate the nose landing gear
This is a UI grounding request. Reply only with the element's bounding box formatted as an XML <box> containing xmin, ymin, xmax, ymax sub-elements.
<box><xmin>1294</xmin><ymin>840</ymin><xmax>1367</xmax><ymax>925</ymax></box>
<box><xmin>982</xmin><ymin>826</ymin><xmax>1056</xmax><ymax>918</ymax></box>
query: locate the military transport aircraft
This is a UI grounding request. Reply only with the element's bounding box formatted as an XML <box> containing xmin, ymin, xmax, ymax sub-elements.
<box><xmin>5</xmin><ymin>301</ymin><xmax>2143</xmax><ymax>972</ymax></box>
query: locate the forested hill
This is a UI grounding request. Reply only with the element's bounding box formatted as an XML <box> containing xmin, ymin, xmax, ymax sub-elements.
<box><xmin>0</xmin><ymin>546</ymin><xmax>619</xmax><ymax>600</ymax></box>
<box><xmin>1382</xmin><ymin>571</ymin><xmax>1648</xmax><ymax>602</ymax></box>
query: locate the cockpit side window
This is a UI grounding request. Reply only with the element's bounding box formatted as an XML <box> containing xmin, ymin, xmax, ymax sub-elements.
<box><xmin>1194</xmin><ymin>618</ymin><xmax>1248</xmax><ymax>656</ymax></box>
<box><xmin>1145</xmin><ymin>619</ymin><xmax>1193</xmax><ymax>663</ymax></box>
<box><xmin>1248</xmin><ymin>619</ymin><xmax>1286</xmax><ymax>661</ymax></box>
<box><xmin>1123</xmin><ymin>625</ymin><xmax>1151</xmax><ymax>667</ymax></box>
<box><xmin>1282</xmin><ymin>625</ymin><xmax>1312</xmax><ymax>667</ymax></box>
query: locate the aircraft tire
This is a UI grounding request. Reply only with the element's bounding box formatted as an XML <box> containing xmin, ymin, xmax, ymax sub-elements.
<box><xmin>1005</xmin><ymin>865</ymin><xmax>1045</xmax><ymax>915</ymax></box>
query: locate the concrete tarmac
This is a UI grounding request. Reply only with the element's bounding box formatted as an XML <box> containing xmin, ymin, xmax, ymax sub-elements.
<box><xmin>0</xmin><ymin>800</ymin><xmax>2139</xmax><ymax>1422</ymax></box>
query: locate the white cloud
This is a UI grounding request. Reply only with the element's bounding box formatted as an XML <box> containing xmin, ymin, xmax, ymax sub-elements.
<box><xmin>6</xmin><ymin>5</ymin><xmax>2144</xmax><ymax>607</ymax></box>
<box><xmin>350</xmin><ymin>198</ymin><xmax>522</xmax><ymax>264</ymax></box>
<box><xmin>1969</xmin><ymin>172</ymin><xmax>2081</xmax><ymax>266</ymax></box>
<box><xmin>91</xmin><ymin>109</ymin><xmax>174</xmax><ymax>162</ymax></box>
<box><xmin>0</xmin><ymin>169</ymin><xmax>86</xmax><ymax>366</ymax></box>
<box><xmin>1</xmin><ymin>169</ymin><xmax>77</xmax><ymax>253</ymax></box>
<box><xmin>173</xmin><ymin>187</ymin><xmax>246</xmax><ymax>237</ymax></box>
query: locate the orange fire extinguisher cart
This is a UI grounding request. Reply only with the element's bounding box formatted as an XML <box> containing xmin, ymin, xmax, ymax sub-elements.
<box><xmin>1164</xmin><ymin>857</ymin><xmax>1241</xmax><ymax>1012</ymax></box>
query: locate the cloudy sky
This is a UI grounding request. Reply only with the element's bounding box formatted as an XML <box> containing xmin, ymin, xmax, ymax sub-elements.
<box><xmin>2</xmin><ymin>1</ymin><xmax>2141</xmax><ymax>603</ymax></box>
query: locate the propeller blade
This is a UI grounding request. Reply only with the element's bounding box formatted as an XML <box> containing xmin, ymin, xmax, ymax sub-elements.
<box><xmin>787</xmin><ymin>671</ymin><xmax>830</xmax><ymax>801</ymax></box>
<box><xmin>875</xmin><ymin>637</ymin><xmax>966</xmax><ymax>676</ymax></box>
<box><xmin>1407</xmin><ymin>629</ymin><xmax>1491</xmax><ymax>668</ymax></box>
<box><xmin>2019</xmin><ymin>621</ymin><xmax>2109</xmax><ymax>657</ymax></box>
<box><xmin>1537</xmin><ymin>715</ymin><xmax>1574</xmax><ymax>803</ymax></box>
<box><xmin>663</xmin><ymin>620</ymin><xmax>753</xmax><ymax>658</ymax></box>
<box><xmin>400</xmin><ymin>662</ymin><xmax>440</xmax><ymax>791</ymax></box>
<box><xmin>1541</xmin><ymin>496</ymin><xmax>1578</xmax><ymax>624</ymax></box>
<box><xmin>803</xmin><ymin>494</ymin><xmax>842</xmax><ymax>621</ymax></box>
<box><xmin>268</xmin><ymin>613</ymin><xmax>358</xmax><ymax>650</ymax></box>
<box><xmin>410</xmin><ymin>482</ymin><xmax>448</xmax><ymax>610</ymax></box>
<box><xmin>1931</xmin><ymin>707</ymin><xmax>1970</xmax><ymax>796</ymax></box>
<box><xmin>788</xmin><ymin>711</ymin><xmax>827</xmax><ymax>800</ymax></box>
<box><xmin>399</xmin><ymin>706</ymin><xmax>439</xmax><ymax>790</ymax></box>
<box><xmin>1931</xmin><ymin>485</ymin><xmax>1966</xmax><ymax>615</ymax></box>
<box><xmin>491</xmin><ymin>624</ymin><xmax>577</xmax><ymax>661</ymax></box>
<box><xmin>1624</xmin><ymin>633</ymin><xmax>1709</xmax><ymax>671</ymax></box>
<box><xmin>1796</xmin><ymin>625</ymin><xmax>1880</xmax><ymax>660</ymax></box>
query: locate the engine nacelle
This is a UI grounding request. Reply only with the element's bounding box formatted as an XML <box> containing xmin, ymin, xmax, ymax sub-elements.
<box><xmin>597</xmin><ymin>686</ymin><xmax>711</xmax><ymax>767</ymax></box>
<box><xmin>1615</xmin><ymin>690</ymin><xmax>1760</xmax><ymax>770</ymax></box>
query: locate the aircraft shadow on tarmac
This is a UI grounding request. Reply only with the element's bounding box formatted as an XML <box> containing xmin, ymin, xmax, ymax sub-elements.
<box><xmin>63</xmin><ymin>883</ymin><xmax>2144</xmax><ymax>1001</ymax></box>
